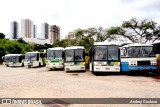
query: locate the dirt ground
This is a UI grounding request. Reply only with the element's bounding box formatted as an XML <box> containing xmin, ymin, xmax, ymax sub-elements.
<box><xmin>0</xmin><ymin>65</ymin><xmax>160</xmax><ymax>107</ymax></box>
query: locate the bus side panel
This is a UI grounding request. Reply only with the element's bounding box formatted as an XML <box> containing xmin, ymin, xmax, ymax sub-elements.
<box><xmin>121</xmin><ymin>62</ymin><xmax>129</xmax><ymax>72</ymax></box>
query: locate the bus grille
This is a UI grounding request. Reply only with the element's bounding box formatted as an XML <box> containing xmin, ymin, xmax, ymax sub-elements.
<box><xmin>137</xmin><ymin>61</ymin><xmax>150</xmax><ymax>65</ymax></box>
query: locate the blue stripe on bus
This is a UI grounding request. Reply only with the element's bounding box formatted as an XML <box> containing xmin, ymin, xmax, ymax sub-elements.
<box><xmin>128</xmin><ymin>65</ymin><xmax>157</xmax><ymax>71</ymax></box>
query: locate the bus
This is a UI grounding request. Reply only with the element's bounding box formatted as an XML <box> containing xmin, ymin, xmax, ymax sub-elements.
<box><xmin>2</xmin><ymin>54</ymin><xmax>12</xmax><ymax>67</ymax></box>
<box><xmin>8</xmin><ymin>54</ymin><xmax>25</xmax><ymax>67</ymax></box>
<box><xmin>120</xmin><ymin>43</ymin><xmax>157</xmax><ymax>73</ymax></box>
<box><xmin>24</xmin><ymin>52</ymin><xmax>46</xmax><ymax>68</ymax></box>
<box><xmin>46</xmin><ymin>47</ymin><xmax>64</xmax><ymax>70</ymax></box>
<box><xmin>152</xmin><ymin>41</ymin><xmax>160</xmax><ymax>71</ymax></box>
<box><xmin>89</xmin><ymin>42</ymin><xmax>120</xmax><ymax>73</ymax></box>
<box><xmin>64</xmin><ymin>46</ymin><xmax>85</xmax><ymax>72</ymax></box>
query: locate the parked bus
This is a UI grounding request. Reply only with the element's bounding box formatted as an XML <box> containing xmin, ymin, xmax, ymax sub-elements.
<box><xmin>7</xmin><ymin>54</ymin><xmax>25</xmax><ymax>67</ymax></box>
<box><xmin>152</xmin><ymin>41</ymin><xmax>160</xmax><ymax>71</ymax></box>
<box><xmin>24</xmin><ymin>52</ymin><xmax>46</xmax><ymax>68</ymax></box>
<box><xmin>89</xmin><ymin>42</ymin><xmax>120</xmax><ymax>73</ymax></box>
<box><xmin>120</xmin><ymin>43</ymin><xmax>157</xmax><ymax>73</ymax></box>
<box><xmin>46</xmin><ymin>47</ymin><xmax>64</xmax><ymax>70</ymax></box>
<box><xmin>64</xmin><ymin>46</ymin><xmax>85</xmax><ymax>72</ymax></box>
<box><xmin>2</xmin><ymin>54</ymin><xmax>12</xmax><ymax>67</ymax></box>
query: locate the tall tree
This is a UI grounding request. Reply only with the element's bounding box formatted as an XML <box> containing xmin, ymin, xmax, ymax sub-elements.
<box><xmin>107</xmin><ymin>17</ymin><xmax>160</xmax><ymax>43</ymax></box>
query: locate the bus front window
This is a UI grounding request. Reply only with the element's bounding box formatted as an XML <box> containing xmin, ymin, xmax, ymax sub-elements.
<box><xmin>128</xmin><ymin>47</ymin><xmax>141</xmax><ymax>57</ymax></box>
<box><xmin>47</xmin><ymin>51</ymin><xmax>54</xmax><ymax>60</ymax></box>
<box><xmin>25</xmin><ymin>53</ymin><xmax>37</xmax><ymax>61</ymax></box>
<box><xmin>94</xmin><ymin>46</ymin><xmax>107</xmax><ymax>60</ymax></box>
<box><xmin>143</xmin><ymin>46</ymin><xmax>155</xmax><ymax>56</ymax></box>
<box><xmin>65</xmin><ymin>50</ymin><xmax>74</xmax><ymax>62</ymax></box>
<box><xmin>55</xmin><ymin>50</ymin><xmax>63</xmax><ymax>60</ymax></box>
<box><xmin>108</xmin><ymin>46</ymin><xmax>119</xmax><ymax>60</ymax></box>
<box><xmin>4</xmin><ymin>56</ymin><xmax>10</xmax><ymax>62</ymax></box>
<box><xmin>75</xmin><ymin>50</ymin><xmax>84</xmax><ymax>61</ymax></box>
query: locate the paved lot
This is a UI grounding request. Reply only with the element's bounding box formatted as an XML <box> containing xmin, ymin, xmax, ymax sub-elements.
<box><xmin>0</xmin><ymin>65</ymin><xmax>160</xmax><ymax>107</ymax></box>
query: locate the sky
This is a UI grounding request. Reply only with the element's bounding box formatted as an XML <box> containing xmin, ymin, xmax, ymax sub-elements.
<box><xmin>1</xmin><ymin>0</ymin><xmax>160</xmax><ymax>39</ymax></box>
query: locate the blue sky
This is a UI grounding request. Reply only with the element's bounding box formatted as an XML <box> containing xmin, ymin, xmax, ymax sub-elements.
<box><xmin>0</xmin><ymin>0</ymin><xmax>160</xmax><ymax>39</ymax></box>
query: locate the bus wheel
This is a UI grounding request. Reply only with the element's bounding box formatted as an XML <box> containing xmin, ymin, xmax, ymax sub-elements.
<box><xmin>6</xmin><ymin>64</ymin><xmax>9</xmax><ymax>67</ymax></box>
<box><xmin>49</xmin><ymin>68</ymin><xmax>52</xmax><ymax>71</ymax></box>
<box><xmin>22</xmin><ymin>63</ymin><xmax>24</xmax><ymax>67</ymax></box>
<box><xmin>39</xmin><ymin>62</ymin><xmax>41</xmax><ymax>67</ymax></box>
<box><xmin>28</xmin><ymin>66</ymin><xmax>31</xmax><ymax>68</ymax></box>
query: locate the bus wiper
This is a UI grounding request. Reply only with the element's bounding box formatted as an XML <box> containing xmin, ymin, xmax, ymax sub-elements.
<box><xmin>108</xmin><ymin>54</ymin><xmax>114</xmax><ymax>61</ymax></box>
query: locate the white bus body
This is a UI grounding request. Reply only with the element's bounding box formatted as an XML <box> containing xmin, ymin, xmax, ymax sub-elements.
<box><xmin>24</xmin><ymin>52</ymin><xmax>46</xmax><ymax>68</ymax></box>
<box><xmin>64</xmin><ymin>46</ymin><xmax>85</xmax><ymax>72</ymax></box>
<box><xmin>46</xmin><ymin>47</ymin><xmax>64</xmax><ymax>70</ymax></box>
<box><xmin>8</xmin><ymin>54</ymin><xmax>25</xmax><ymax>67</ymax></box>
<box><xmin>120</xmin><ymin>43</ymin><xmax>157</xmax><ymax>73</ymax></box>
<box><xmin>89</xmin><ymin>42</ymin><xmax>121</xmax><ymax>73</ymax></box>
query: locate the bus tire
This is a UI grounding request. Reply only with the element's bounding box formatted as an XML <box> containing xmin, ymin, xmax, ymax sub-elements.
<box><xmin>39</xmin><ymin>62</ymin><xmax>41</xmax><ymax>67</ymax></box>
<box><xmin>6</xmin><ymin>64</ymin><xmax>9</xmax><ymax>67</ymax></box>
<box><xmin>22</xmin><ymin>63</ymin><xmax>24</xmax><ymax>67</ymax></box>
<box><xmin>28</xmin><ymin>66</ymin><xmax>31</xmax><ymax>68</ymax></box>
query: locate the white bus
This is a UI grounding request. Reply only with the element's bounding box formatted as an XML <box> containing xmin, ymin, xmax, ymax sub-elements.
<box><xmin>120</xmin><ymin>43</ymin><xmax>157</xmax><ymax>73</ymax></box>
<box><xmin>64</xmin><ymin>46</ymin><xmax>85</xmax><ymax>72</ymax></box>
<box><xmin>24</xmin><ymin>52</ymin><xmax>46</xmax><ymax>68</ymax></box>
<box><xmin>7</xmin><ymin>54</ymin><xmax>25</xmax><ymax>67</ymax></box>
<box><xmin>46</xmin><ymin>47</ymin><xmax>64</xmax><ymax>70</ymax></box>
<box><xmin>89</xmin><ymin>42</ymin><xmax>121</xmax><ymax>73</ymax></box>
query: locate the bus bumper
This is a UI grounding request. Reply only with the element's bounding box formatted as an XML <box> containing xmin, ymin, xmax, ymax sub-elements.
<box><xmin>65</xmin><ymin>65</ymin><xmax>85</xmax><ymax>71</ymax></box>
<box><xmin>92</xmin><ymin>66</ymin><xmax>120</xmax><ymax>72</ymax></box>
<box><xmin>46</xmin><ymin>65</ymin><xmax>64</xmax><ymax>69</ymax></box>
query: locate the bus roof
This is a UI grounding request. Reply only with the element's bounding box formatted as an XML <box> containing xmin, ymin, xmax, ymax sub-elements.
<box><xmin>26</xmin><ymin>52</ymin><xmax>40</xmax><ymax>54</ymax></box>
<box><xmin>65</xmin><ymin>46</ymin><xmax>84</xmax><ymax>50</ymax></box>
<box><xmin>47</xmin><ymin>47</ymin><xmax>64</xmax><ymax>51</ymax></box>
<box><xmin>93</xmin><ymin>42</ymin><xmax>119</xmax><ymax>45</ymax></box>
<box><xmin>121</xmin><ymin>43</ymin><xmax>153</xmax><ymax>47</ymax></box>
<box><xmin>9</xmin><ymin>54</ymin><xmax>24</xmax><ymax>56</ymax></box>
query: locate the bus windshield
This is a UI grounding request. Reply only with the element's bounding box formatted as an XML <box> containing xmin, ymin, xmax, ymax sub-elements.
<box><xmin>65</xmin><ymin>50</ymin><xmax>74</xmax><ymax>62</ymax></box>
<box><xmin>4</xmin><ymin>56</ymin><xmax>10</xmax><ymax>62</ymax></box>
<box><xmin>128</xmin><ymin>47</ymin><xmax>141</xmax><ymax>57</ymax></box>
<box><xmin>108</xmin><ymin>46</ymin><xmax>119</xmax><ymax>60</ymax></box>
<box><xmin>94</xmin><ymin>45</ymin><xmax>119</xmax><ymax>61</ymax></box>
<box><xmin>128</xmin><ymin>46</ymin><xmax>155</xmax><ymax>57</ymax></box>
<box><xmin>75</xmin><ymin>49</ymin><xmax>84</xmax><ymax>61</ymax></box>
<box><xmin>25</xmin><ymin>53</ymin><xmax>38</xmax><ymax>61</ymax></box>
<box><xmin>142</xmin><ymin>46</ymin><xmax>155</xmax><ymax>56</ymax></box>
<box><xmin>94</xmin><ymin>46</ymin><xmax>107</xmax><ymax>60</ymax></box>
<box><xmin>47</xmin><ymin>50</ymin><xmax>63</xmax><ymax>60</ymax></box>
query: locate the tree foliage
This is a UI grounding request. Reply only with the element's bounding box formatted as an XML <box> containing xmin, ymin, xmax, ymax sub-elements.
<box><xmin>107</xmin><ymin>17</ymin><xmax>160</xmax><ymax>43</ymax></box>
<box><xmin>0</xmin><ymin>39</ymin><xmax>33</xmax><ymax>61</ymax></box>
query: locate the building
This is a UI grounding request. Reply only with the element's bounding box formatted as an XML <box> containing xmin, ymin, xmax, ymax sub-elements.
<box><xmin>10</xmin><ymin>21</ymin><xmax>18</xmax><ymax>39</ymax></box>
<box><xmin>41</xmin><ymin>23</ymin><xmax>49</xmax><ymax>39</ymax></box>
<box><xmin>21</xmin><ymin>19</ymin><xmax>35</xmax><ymax>38</ymax></box>
<box><xmin>50</xmin><ymin>25</ymin><xmax>60</xmax><ymax>44</ymax></box>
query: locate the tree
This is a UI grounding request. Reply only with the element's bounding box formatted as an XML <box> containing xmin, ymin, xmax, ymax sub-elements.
<box><xmin>107</xmin><ymin>17</ymin><xmax>160</xmax><ymax>43</ymax></box>
<box><xmin>0</xmin><ymin>33</ymin><xmax>5</xmax><ymax>39</ymax></box>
